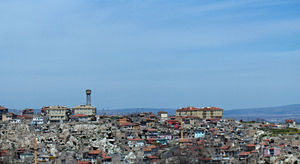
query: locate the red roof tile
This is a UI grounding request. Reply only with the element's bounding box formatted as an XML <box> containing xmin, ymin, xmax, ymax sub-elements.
<box><xmin>147</xmin><ymin>128</ymin><xmax>157</xmax><ymax>132</ymax></box>
<box><xmin>177</xmin><ymin>106</ymin><xmax>223</xmax><ymax>112</ymax></box>
<box><xmin>103</xmin><ymin>156</ymin><xmax>111</xmax><ymax>159</ymax></box>
<box><xmin>119</xmin><ymin>122</ymin><xmax>132</xmax><ymax>126</ymax></box>
<box><xmin>220</xmin><ymin>145</ymin><xmax>230</xmax><ymax>150</ymax></box>
<box><xmin>286</xmin><ymin>119</ymin><xmax>295</xmax><ymax>123</ymax></box>
<box><xmin>0</xmin><ymin>106</ymin><xmax>8</xmax><ymax>110</ymax></box>
<box><xmin>239</xmin><ymin>152</ymin><xmax>251</xmax><ymax>156</ymax></box>
<box><xmin>246</xmin><ymin>144</ymin><xmax>256</xmax><ymax>147</ymax></box>
<box><xmin>70</xmin><ymin>114</ymin><xmax>89</xmax><ymax>118</ymax></box>
<box><xmin>88</xmin><ymin>150</ymin><xmax>102</xmax><ymax>155</ymax></box>
<box><xmin>179</xmin><ymin>139</ymin><xmax>192</xmax><ymax>143</ymax></box>
<box><xmin>158</xmin><ymin>111</ymin><xmax>167</xmax><ymax>114</ymax></box>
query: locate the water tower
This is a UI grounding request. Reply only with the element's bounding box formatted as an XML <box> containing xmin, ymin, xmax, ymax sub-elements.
<box><xmin>86</xmin><ymin>89</ymin><xmax>92</xmax><ymax>105</ymax></box>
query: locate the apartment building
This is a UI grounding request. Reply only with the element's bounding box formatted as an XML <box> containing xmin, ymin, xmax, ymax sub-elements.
<box><xmin>176</xmin><ymin>106</ymin><xmax>223</xmax><ymax>119</ymax></box>
<box><xmin>72</xmin><ymin>105</ymin><xmax>96</xmax><ymax>117</ymax></box>
<box><xmin>46</xmin><ymin>106</ymin><xmax>71</xmax><ymax>122</ymax></box>
<box><xmin>0</xmin><ymin>106</ymin><xmax>8</xmax><ymax>121</ymax></box>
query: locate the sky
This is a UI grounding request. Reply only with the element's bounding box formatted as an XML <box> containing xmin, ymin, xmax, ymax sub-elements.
<box><xmin>0</xmin><ymin>0</ymin><xmax>300</xmax><ymax>110</ymax></box>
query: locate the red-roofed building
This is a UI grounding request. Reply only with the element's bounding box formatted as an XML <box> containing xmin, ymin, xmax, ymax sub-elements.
<box><xmin>176</xmin><ymin>106</ymin><xmax>223</xmax><ymax>119</ymax></box>
<box><xmin>157</xmin><ymin>111</ymin><xmax>168</xmax><ymax>118</ymax></box>
<box><xmin>21</xmin><ymin>109</ymin><xmax>34</xmax><ymax>117</ymax></box>
<box><xmin>70</xmin><ymin>114</ymin><xmax>89</xmax><ymax>122</ymax></box>
<box><xmin>17</xmin><ymin>115</ymin><xmax>33</xmax><ymax>120</ymax></box>
<box><xmin>239</xmin><ymin>151</ymin><xmax>252</xmax><ymax>160</ymax></box>
<box><xmin>246</xmin><ymin>144</ymin><xmax>256</xmax><ymax>151</ymax></box>
<box><xmin>146</xmin><ymin>138</ymin><xmax>157</xmax><ymax>144</ymax></box>
<box><xmin>286</xmin><ymin>119</ymin><xmax>295</xmax><ymax>123</ymax></box>
<box><xmin>144</xmin><ymin>156</ymin><xmax>159</xmax><ymax>162</ymax></box>
<box><xmin>0</xmin><ymin>106</ymin><xmax>8</xmax><ymax>120</ymax></box>
<box><xmin>41</xmin><ymin>106</ymin><xmax>49</xmax><ymax>116</ymax></box>
<box><xmin>128</xmin><ymin>139</ymin><xmax>145</xmax><ymax>147</ymax></box>
<box><xmin>2</xmin><ymin>112</ymin><xmax>17</xmax><ymax>122</ymax></box>
<box><xmin>76</xmin><ymin>161</ymin><xmax>91</xmax><ymax>164</ymax></box>
<box><xmin>0</xmin><ymin>106</ymin><xmax>8</xmax><ymax>112</ymax></box>
<box><xmin>166</xmin><ymin>120</ymin><xmax>181</xmax><ymax>129</ymax></box>
<box><xmin>0</xmin><ymin>150</ymin><xmax>9</xmax><ymax>157</ymax></box>
<box><xmin>86</xmin><ymin>149</ymin><xmax>111</xmax><ymax>163</ymax></box>
<box><xmin>239</xmin><ymin>151</ymin><xmax>251</xmax><ymax>156</ymax></box>
<box><xmin>88</xmin><ymin>150</ymin><xmax>102</xmax><ymax>155</ymax></box>
<box><xmin>286</xmin><ymin>119</ymin><xmax>296</xmax><ymax>128</ymax></box>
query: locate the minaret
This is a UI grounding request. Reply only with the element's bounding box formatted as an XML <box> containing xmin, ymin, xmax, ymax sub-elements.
<box><xmin>86</xmin><ymin>89</ymin><xmax>91</xmax><ymax>105</ymax></box>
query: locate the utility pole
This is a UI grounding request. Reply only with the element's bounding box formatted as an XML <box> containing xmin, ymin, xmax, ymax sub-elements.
<box><xmin>34</xmin><ymin>138</ymin><xmax>37</xmax><ymax>164</ymax></box>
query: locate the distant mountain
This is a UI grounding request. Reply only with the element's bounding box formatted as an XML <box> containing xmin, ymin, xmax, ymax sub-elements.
<box><xmin>97</xmin><ymin>108</ymin><xmax>176</xmax><ymax>115</ymax></box>
<box><xmin>224</xmin><ymin>104</ymin><xmax>300</xmax><ymax>123</ymax></box>
<box><xmin>7</xmin><ymin>108</ymin><xmax>40</xmax><ymax>115</ymax></box>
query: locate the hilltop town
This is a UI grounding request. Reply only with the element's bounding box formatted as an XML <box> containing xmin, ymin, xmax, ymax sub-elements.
<box><xmin>1</xmin><ymin>90</ymin><xmax>300</xmax><ymax>164</ymax></box>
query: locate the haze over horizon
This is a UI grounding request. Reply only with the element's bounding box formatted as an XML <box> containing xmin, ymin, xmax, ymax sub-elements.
<box><xmin>1</xmin><ymin>0</ymin><xmax>300</xmax><ymax>110</ymax></box>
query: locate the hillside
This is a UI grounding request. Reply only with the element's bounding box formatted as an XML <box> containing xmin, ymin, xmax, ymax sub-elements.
<box><xmin>224</xmin><ymin>104</ymin><xmax>300</xmax><ymax>122</ymax></box>
<box><xmin>97</xmin><ymin>108</ymin><xmax>176</xmax><ymax>115</ymax></box>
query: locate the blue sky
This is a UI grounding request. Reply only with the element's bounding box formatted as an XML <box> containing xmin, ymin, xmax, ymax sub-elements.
<box><xmin>0</xmin><ymin>0</ymin><xmax>300</xmax><ymax>110</ymax></box>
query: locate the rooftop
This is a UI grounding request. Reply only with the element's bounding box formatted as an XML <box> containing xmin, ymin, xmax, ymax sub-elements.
<box><xmin>73</xmin><ymin>105</ymin><xmax>96</xmax><ymax>109</ymax></box>
<box><xmin>176</xmin><ymin>106</ymin><xmax>223</xmax><ymax>112</ymax></box>
<box><xmin>0</xmin><ymin>106</ymin><xmax>8</xmax><ymax>110</ymax></box>
<box><xmin>70</xmin><ymin>114</ymin><xmax>89</xmax><ymax>118</ymax></box>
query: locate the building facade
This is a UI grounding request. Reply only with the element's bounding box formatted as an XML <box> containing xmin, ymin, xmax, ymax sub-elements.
<box><xmin>72</xmin><ymin>105</ymin><xmax>96</xmax><ymax>116</ymax></box>
<box><xmin>71</xmin><ymin>89</ymin><xmax>97</xmax><ymax>120</ymax></box>
<box><xmin>0</xmin><ymin>106</ymin><xmax>8</xmax><ymax>121</ymax></box>
<box><xmin>176</xmin><ymin>106</ymin><xmax>223</xmax><ymax>119</ymax></box>
<box><xmin>46</xmin><ymin>106</ymin><xmax>71</xmax><ymax>122</ymax></box>
<box><xmin>21</xmin><ymin>109</ymin><xmax>34</xmax><ymax>117</ymax></box>
<box><xmin>158</xmin><ymin>111</ymin><xmax>168</xmax><ymax>118</ymax></box>
<box><xmin>2</xmin><ymin>112</ymin><xmax>17</xmax><ymax>122</ymax></box>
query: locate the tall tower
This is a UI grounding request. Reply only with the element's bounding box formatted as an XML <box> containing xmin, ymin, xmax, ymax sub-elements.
<box><xmin>86</xmin><ymin>89</ymin><xmax>92</xmax><ymax>105</ymax></box>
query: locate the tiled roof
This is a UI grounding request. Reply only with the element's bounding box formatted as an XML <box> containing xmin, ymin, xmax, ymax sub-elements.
<box><xmin>147</xmin><ymin>128</ymin><xmax>157</xmax><ymax>132</ymax></box>
<box><xmin>158</xmin><ymin>111</ymin><xmax>168</xmax><ymax>114</ymax></box>
<box><xmin>70</xmin><ymin>114</ymin><xmax>89</xmax><ymax>118</ymax></box>
<box><xmin>220</xmin><ymin>145</ymin><xmax>230</xmax><ymax>150</ymax></box>
<box><xmin>72</xmin><ymin>105</ymin><xmax>96</xmax><ymax>109</ymax></box>
<box><xmin>119</xmin><ymin>122</ymin><xmax>132</xmax><ymax>126</ymax></box>
<box><xmin>88</xmin><ymin>150</ymin><xmax>102</xmax><ymax>155</ymax></box>
<box><xmin>147</xmin><ymin>145</ymin><xmax>157</xmax><ymax>149</ymax></box>
<box><xmin>286</xmin><ymin>119</ymin><xmax>295</xmax><ymax>123</ymax></box>
<box><xmin>143</xmin><ymin>148</ymin><xmax>151</xmax><ymax>151</ymax></box>
<box><xmin>176</xmin><ymin>106</ymin><xmax>200</xmax><ymax>112</ymax></box>
<box><xmin>179</xmin><ymin>139</ymin><xmax>192</xmax><ymax>143</ymax></box>
<box><xmin>17</xmin><ymin>115</ymin><xmax>32</xmax><ymax>119</ymax></box>
<box><xmin>176</xmin><ymin>106</ymin><xmax>223</xmax><ymax>112</ymax></box>
<box><xmin>146</xmin><ymin>156</ymin><xmax>159</xmax><ymax>159</ymax></box>
<box><xmin>239</xmin><ymin>152</ymin><xmax>251</xmax><ymax>156</ymax></box>
<box><xmin>246</xmin><ymin>144</ymin><xmax>256</xmax><ymax>147</ymax></box>
<box><xmin>0</xmin><ymin>106</ymin><xmax>8</xmax><ymax>110</ymax></box>
<box><xmin>103</xmin><ymin>156</ymin><xmax>111</xmax><ymax>159</ymax></box>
